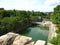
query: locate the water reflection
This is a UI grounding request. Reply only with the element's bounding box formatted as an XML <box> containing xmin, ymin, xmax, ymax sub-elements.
<box><xmin>20</xmin><ymin>25</ymin><xmax>48</xmax><ymax>41</ymax></box>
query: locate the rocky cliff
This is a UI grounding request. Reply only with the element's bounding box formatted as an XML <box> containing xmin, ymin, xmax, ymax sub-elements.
<box><xmin>0</xmin><ymin>32</ymin><xmax>45</xmax><ymax>45</ymax></box>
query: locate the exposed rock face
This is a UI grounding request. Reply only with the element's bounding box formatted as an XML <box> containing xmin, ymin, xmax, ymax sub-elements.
<box><xmin>47</xmin><ymin>43</ymin><xmax>54</xmax><ymax>45</ymax></box>
<box><xmin>12</xmin><ymin>36</ymin><xmax>32</xmax><ymax>45</ymax></box>
<box><xmin>26</xmin><ymin>42</ymin><xmax>34</xmax><ymax>45</ymax></box>
<box><xmin>0</xmin><ymin>32</ymin><xmax>33</xmax><ymax>45</ymax></box>
<box><xmin>34</xmin><ymin>40</ymin><xmax>45</xmax><ymax>45</ymax></box>
<box><xmin>48</xmin><ymin>24</ymin><xmax>57</xmax><ymax>40</ymax></box>
<box><xmin>0</xmin><ymin>32</ymin><xmax>46</xmax><ymax>45</ymax></box>
<box><xmin>0</xmin><ymin>32</ymin><xmax>19</xmax><ymax>45</ymax></box>
<box><xmin>47</xmin><ymin>22</ymin><xmax>57</xmax><ymax>45</ymax></box>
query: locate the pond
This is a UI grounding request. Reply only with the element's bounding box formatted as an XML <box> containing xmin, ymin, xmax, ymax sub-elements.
<box><xmin>20</xmin><ymin>25</ymin><xmax>49</xmax><ymax>41</ymax></box>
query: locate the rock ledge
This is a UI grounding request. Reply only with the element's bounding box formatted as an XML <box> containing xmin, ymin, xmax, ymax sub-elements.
<box><xmin>0</xmin><ymin>32</ymin><xmax>46</xmax><ymax>45</ymax></box>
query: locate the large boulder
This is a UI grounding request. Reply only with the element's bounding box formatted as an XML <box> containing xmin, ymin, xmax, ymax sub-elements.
<box><xmin>0</xmin><ymin>32</ymin><xmax>33</xmax><ymax>45</ymax></box>
<box><xmin>34</xmin><ymin>40</ymin><xmax>45</xmax><ymax>45</ymax></box>
<box><xmin>0</xmin><ymin>32</ymin><xmax>46</xmax><ymax>45</ymax></box>
<box><xmin>12</xmin><ymin>36</ymin><xmax>32</xmax><ymax>45</ymax></box>
<box><xmin>26</xmin><ymin>42</ymin><xmax>34</xmax><ymax>45</ymax></box>
<box><xmin>0</xmin><ymin>32</ymin><xmax>19</xmax><ymax>45</ymax></box>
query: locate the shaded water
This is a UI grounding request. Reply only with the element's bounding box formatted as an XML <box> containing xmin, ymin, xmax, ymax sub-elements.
<box><xmin>20</xmin><ymin>25</ymin><xmax>49</xmax><ymax>41</ymax></box>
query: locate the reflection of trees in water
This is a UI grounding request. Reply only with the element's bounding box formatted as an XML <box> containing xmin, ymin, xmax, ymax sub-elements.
<box><xmin>19</xmin><ymin>28</ymin><xmax>31</xmax><ymax>35</ymax></box>
<box><xmin>19</xmin><ymin>24</ymin><xmax>38</xmax><ymax>35</ymax></box>
<box><xmin>31</xmin><ymin>23</ymin><xmax>38</xmax><ymax>27</ymax></box>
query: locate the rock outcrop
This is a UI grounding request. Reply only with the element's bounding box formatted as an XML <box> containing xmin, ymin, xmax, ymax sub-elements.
<box><xmin>47</xmin><ymin>22</ymin><xmax>57</xmax><ymax>45</ymax></box>
<box><xmin>0</xmin><ymin>32</ymin><xmax>46</xmax><ymax>45</ymax></box>
<box><xmin>34</xmin><ymin>40</ymin><xmax>45</xmax><ymax>45</ymax></box>
<box><xmin>0</xmin><ymin>32</ymin><xmax>19</xmax><ymax>45</ymax></box>
<box><xmin>12</xmin><ymin>36</ymin><xmax>32</xmax><ymax>45</ymax></box>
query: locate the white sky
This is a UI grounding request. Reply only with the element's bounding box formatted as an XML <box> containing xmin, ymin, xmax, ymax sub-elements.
<box><xmin>0</xmin><ymin>0</ymin><xmax>60</xmax><ymax>12</ymax></box>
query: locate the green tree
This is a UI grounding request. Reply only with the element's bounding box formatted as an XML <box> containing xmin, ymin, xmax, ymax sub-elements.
<box><xmin>50</xmin><ymin>5</ymin><xmax>60</xmax><ymax>45</ymax></box>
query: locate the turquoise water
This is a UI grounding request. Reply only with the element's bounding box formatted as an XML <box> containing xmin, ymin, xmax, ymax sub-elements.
<box><xmin>20</xmin><ymin>25</ymin><xmax>49</xmax><ymax>41</ymax></box>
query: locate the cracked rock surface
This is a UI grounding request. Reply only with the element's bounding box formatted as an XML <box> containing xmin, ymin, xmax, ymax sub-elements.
<box><xmin>0</xmin><ymin>32</ymin><xmax>45</xmax><ymax>45</ymax></box>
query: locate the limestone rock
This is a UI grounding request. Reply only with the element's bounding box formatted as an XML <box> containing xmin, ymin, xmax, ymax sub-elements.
<box><xmin>26</xmin><ymin>42</ymin><xmax>34</xmax><ymax>45</ymax></box>
<box><xmin>34</xmin><ymin>40</ymin><xmax>45</xmax><ymax>45</ymax></box>
<box><xmin>47</xmin><ymin>43</ymin><xmax>54</xmax><ymax>45</ymax></box>
<box><xmin>0</xmin><ymin>32</ymin><xmax>46</xmax><ymax>45</ymax></box>
<box><xmin>12</xmin><ymin>36</ymin><xmax>32</xmax><ymax>45</ymax></box>
<box><xmin>0</xmin><ymin>32</ymin><xmax>19</xmax><ymax>45</ymax></box>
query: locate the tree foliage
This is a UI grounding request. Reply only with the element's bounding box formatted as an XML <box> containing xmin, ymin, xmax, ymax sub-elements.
<box><xmin>50</xmin><ymin>5</ymin><xmax>60</xmax><ymax>45</ymax></box>
<box><xmin>51</xmin><ymin>5</ymin><xmax>60</xmax><ymax>32</ymax></box>
<box><xmin>0</xmin><ymin>8</ymin><xmax>47</xmax><ymax>35</ymax></box>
